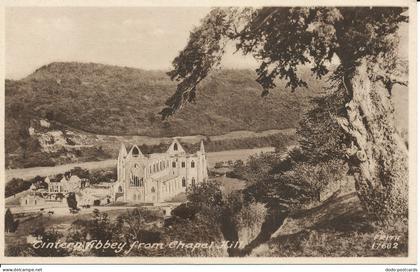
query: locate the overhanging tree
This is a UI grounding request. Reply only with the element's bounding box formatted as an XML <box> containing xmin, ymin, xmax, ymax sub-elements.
<box><xmin>161</xmin><ymin>7</ymin><xmax>408</xmax><ymax>221</ymax></box>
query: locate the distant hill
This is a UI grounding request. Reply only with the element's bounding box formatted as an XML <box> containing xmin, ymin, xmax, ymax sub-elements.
<box><xmin>5</xmin><ymin>62</ymin><xmax>407</xmax><ymax>169</ymax></box>
<box><xmin>6</xmin><ymin>62</ymin><xmax>321</xmax><ymax>136</ymax></box>
<box><xmin>5</xmin><ymin>62</ymin><xmax>322</xmax><ymax>155</ymax></box>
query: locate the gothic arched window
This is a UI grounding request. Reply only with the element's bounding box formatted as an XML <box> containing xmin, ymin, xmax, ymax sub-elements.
<box><xmin>192</xmin><ymin>177</ymin><xmax>196</xmax><ymax>187</ymax></box>
<box><xmin>182</xmin><ymin>177</ymin><xmax>186</xmax><ymax>187</ymax></box>
<box><xmin>174</xmin><ymin>143</ymin><xmax>178</xmax><ymax>151</ymax></box>
<box><xmin>132</xmin><ymin>147</ymin><xmax>140</xmax><ymax>157</ymax></box>
<box><xmin>191</xmin><ymin>161</ymin><xmax>195</xmax><ymax>168</ymax></box>
<box><xmin>130</xmin><ymin>175</ymin><xmax>143</xmax><ymax>187</ymax></box>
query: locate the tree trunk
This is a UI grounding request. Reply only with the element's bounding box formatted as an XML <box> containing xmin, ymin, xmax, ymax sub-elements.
<box><xmin>337</xmin><ymin>59</ymin><xmax>408</xmax><ymax>221</ymax></box>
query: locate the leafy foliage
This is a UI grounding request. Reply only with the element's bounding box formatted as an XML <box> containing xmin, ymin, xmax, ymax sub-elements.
<box><xmin>5</xmin><ymin>178</ymin><xmax>32</xmax><ymax>198</ymax></box>
<box><xmin>69</xmin><ymin>167</ymin><xmax>90</xmax><ymax>179</ymax></box>
<box><xmin>66</xmin><ymin>192</ymin><xmax>78</xmax><ymax>210</ymax></box>
<box><xmin>67</xmin><ymin>209</ymin><xmax>122</xmax><ymax>256</ymax></box>
<box><xmin>5</xmin><ymin>208</ymin><xmax>19</xmax><ymax>233</ymax></box>
<box><xmin>297</xmin><ymin>90</ymin><xmax>349</xmax><ymax>162</ymax></box>
<box><xmin>28</xmin><ymin>223</ymin><xmax>70</xmax><ymax>256</ymax></box>
<box><xmin>160</xmin><ymin>216</ymin><xmax>226</xmax><ymax>257</ymax></box>
<box><xmin>162</xmin><ymin>7</ymin><xmax>407</xmax><ymax>115</ymax></box>
<box><xmin>186</xmin><ymin>181</ymin><xmax>226</xmax><ymax>223</ymax></box>
<box><xmin>242</xmin><ymin>153</ymin><xmax>315</xmax><ymax>211</ymax></box>
<box><xmin>238</xmin><ymin>92</ymin><xmax>349</xmax><ymax>210</ymax></box>
<box><xmin>171</xmin><ymin>203</ymin><xmax>199</xmax><ymax>220</ymax></box>
<box><xmin>5</xmin><ymin>175</ymin><xmax>44</xmax><ymax>198</ymax></box>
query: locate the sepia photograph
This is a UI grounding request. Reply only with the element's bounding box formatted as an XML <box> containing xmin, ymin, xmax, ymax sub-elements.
<box><xmin>1</xmin><ymin>0</ymin><xmax>416</xmax><ymax>266</ymax></box>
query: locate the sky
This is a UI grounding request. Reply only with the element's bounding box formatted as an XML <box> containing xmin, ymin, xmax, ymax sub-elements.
<box><xmin>5</xmin><ymin>7</ymin><xmax>258</xmax><ymax>79</ymax></box>
<box><xmin>5</xmin><ymin>7</ymin><xmax>408</xmax><ymax>80</ymax></box>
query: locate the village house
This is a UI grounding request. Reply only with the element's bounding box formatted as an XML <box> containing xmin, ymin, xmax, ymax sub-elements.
<box><xmin>44</xmin><ymin>173</ymin><xmax>82</xmax><ymax>194</ymax></box>
<box><xmin>20</xmin><ymin>194</ymin><xmax>45</xmax><ymax>207</ymax></box>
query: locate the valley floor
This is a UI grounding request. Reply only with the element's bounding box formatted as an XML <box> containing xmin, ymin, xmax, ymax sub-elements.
<box><xmin>6</xmin><ymin>147</ymin><xmax>274</xmax><ymax>181</ymax></box>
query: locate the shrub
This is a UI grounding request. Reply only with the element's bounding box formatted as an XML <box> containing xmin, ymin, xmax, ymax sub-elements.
<box><xmin>171</xmin><ymin>203</ymin><xmax>198</xmax><ymax>220</ymax></box>
<box><xmin>66</xmin><ymin>192</ymin><xmax>78</xmax><ymax>210</ymax></box>
<box><xmin>5</xmin><ymin>208</ymin><xmax>19</xmax><ymax>233</ymax></box>
<box><xmin>5</xmin><ymin>178</ymin><xmax>32</xmax><ymax>197</ymax></box>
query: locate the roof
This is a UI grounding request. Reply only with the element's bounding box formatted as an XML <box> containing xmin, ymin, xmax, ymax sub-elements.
<box><xmin>60</xmin><ymin>175</ymin><xmax>81</xmax><ymax>183</ymax></box>
<box><xmin>124</xmin><ymin>139</ymin><xmax>205</xmax><ymax>156</ymax></box>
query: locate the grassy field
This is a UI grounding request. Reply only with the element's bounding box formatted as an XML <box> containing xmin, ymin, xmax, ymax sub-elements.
<box><xmin>214</xmin><ymin>176</ymin><xmax>247</xmax><ymax>194</ymax></box>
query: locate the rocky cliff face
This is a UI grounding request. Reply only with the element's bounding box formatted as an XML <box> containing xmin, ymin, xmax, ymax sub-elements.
<box><xmin>5</xmin><ymin>118</ymin><xmax>111</xmax><ymax>169</ymax></box>
<box><xmin>29</xmin><ymin>119</ymin><xmax>94</xmax><ymax>153</ymax></box>
<box><xmin>233</xmin><ymin>202</ymin><xmax>267</xmax><ymax>249</ymax></box>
